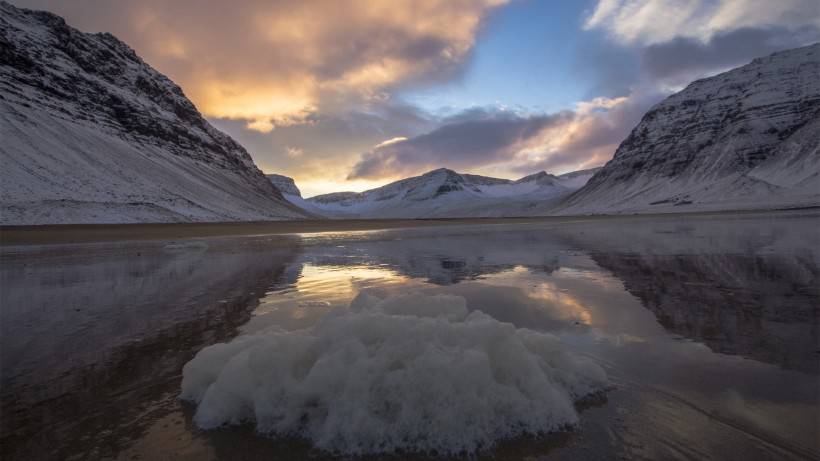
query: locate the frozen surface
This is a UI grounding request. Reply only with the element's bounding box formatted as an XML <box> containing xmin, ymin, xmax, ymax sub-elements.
<box><xmin>181</xmin><ymin>291</ymin><xmax>607</xmax><ymax>455</ymax></box>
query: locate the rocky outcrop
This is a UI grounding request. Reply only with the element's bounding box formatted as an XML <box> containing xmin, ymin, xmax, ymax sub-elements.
<box><xmin>560</xmin><ymin>44</ymin><xmax>820</xmax><ymax>214</ymax></box>
<box><xmin>267</xmin><ymin>174</ymin><xmax>302</xmax><ymax>197</ymax></box>
<box><xmin>0</xmin><ymin>2</ymin><xmax>309</xmax><ymax>224</ymax></box>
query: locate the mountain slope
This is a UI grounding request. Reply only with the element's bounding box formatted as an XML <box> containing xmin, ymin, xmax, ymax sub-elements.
<box><xmin>0</xmin><ymin>2</ymin><xmax>308</xmax><ymax>224</ymax></box>
<box><xmin>301</xmin><ymin>167</ymin><xmax>599</xmax><ymax>218</ymax></box>
<box><xmin>558</xmin><ymin>44</ymin><xmax>820</xmax><ymax>214</ymax></box>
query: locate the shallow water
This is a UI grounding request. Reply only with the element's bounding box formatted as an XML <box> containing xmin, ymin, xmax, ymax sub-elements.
<box><xmin>1</xmin><ymin>211</ymin><xmax>818</xmax><ymax>460</ymax></box>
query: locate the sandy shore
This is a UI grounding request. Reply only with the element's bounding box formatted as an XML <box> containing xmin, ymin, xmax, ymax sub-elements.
<box><xmin>1</xmin><ymin>208</ymin><xmax>817</xmax><ymax>246</ymax></box>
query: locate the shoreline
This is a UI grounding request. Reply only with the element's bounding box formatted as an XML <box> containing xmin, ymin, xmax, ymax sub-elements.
<box><xmin>1</xmin><ymin>207</ymin><xmax>818</xmax><ymax>246</ymax></box>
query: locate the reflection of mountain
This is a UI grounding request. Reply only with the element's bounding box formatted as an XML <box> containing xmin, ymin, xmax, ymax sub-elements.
<box><xmin>591</xmin><ymin>252</ymin><xmax>818</xmax><ymax>374</ymax></box>
<box><xmin>0</xmin><ymin>239</ymin><xmax>301</xmax><ymax>460</ymax></box>
<box><xmin>302</xmin><ymin>214</ymin><xmax>820</xmax><ymax>374</ymax></box>
<box><xmin>302</xmin><ymin>226</ymin><xmax>567</xmax><ymax>284</ymax></box>
<box><xmin>551</xmin><ymin>216</ymin><xmax>820</xmax><ymax>374</ymax></box>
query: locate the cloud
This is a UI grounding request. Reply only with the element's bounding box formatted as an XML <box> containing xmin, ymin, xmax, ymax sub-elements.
<box><xmin>584</xmin><ymin>0</ymin><xmax>820</xmax><ymax>46</ymax></box>
<box><xmin>505</xmin><ymin>91</ymin><xmax>659</xmax><ymax>175</ymax></box>
<box><xmin>14</xmin><ymin>0</ymin><xmax>507</xmax><ymax>131</ymax></box>
<box><xmin>209</xmin><ymin>101</ymin><xmax>437</xmax><ymax>196</ymax></box>
<box><xmin>285</xmin><ymin>147</ymin><xmax>304</xmax><ymax>159</ymax></box>
<box><xmin>347</xmin><ymin>94</ymin><xmax>659</xmax><ymax>181</ymax></box>
<box><xmin>347</xmin><ymin>109</ymin><xmax>570</xmax><ymax>179</ymax></box>
<box><xmin>14</xmin><ymin>0</ymin><xmax>817</xmax><ymax>191</ymax></box>
<box><xmin>642</xmin><ymin>26</ymin><xmax>820</xmax><ymax>88</ymax></box>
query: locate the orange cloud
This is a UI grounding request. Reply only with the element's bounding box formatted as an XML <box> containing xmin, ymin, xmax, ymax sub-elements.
<box><xmin>20</xmin><ymin>0</ymin><xmax>507</xmax><ymax>131</ymax></box>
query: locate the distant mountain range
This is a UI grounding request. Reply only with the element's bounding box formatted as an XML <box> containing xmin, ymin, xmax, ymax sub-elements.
<box><xmin>1</xmin><ymin>1</ymin><xmax>817</xmax><ymax>224</ymax></box>
<box><xmin>273</xmin><ymin>167</ymin><xmax>600</xmax><ymax>218</ymax></box>
<box><xmin>0</xmin><ymin>2</ymin><xmax>309</xmax><ymax>224</ymax></box>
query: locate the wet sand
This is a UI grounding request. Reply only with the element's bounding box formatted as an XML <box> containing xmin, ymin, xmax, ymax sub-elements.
<box><xmin>2</xmin><ymin>208</ymin><xmax>817</xmax><ymax>246</ymax></box>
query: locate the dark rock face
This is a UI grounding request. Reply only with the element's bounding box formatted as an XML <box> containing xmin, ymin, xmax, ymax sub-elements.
<box><xmin>0</xmin><ymin>2</ymin><xmax>308</xmax><ymax>223</ymax></box>
<box><xmin>562</xmin><ymin>44</ymin><xmax>820</xmax><ymax>213</ymax></box>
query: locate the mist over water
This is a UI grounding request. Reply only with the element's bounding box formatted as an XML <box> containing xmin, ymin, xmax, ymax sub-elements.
<box><xmin>1</xmin><ymin>211</ymin><xmax>818</xmax><ymax>460</ymax></box>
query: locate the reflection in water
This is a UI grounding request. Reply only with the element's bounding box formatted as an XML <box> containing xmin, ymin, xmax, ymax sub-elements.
<box><xmin>1</xmin><ymin>211</ymin><xmax>818</xmax><ymax>460</ymax></box>
<box><xmin>1</xmin><ymin>238</ymin><xmax>302</xmax><ymax>460</ymax></box>
<box><xmin>550</xmin><ymin>218</ymin><xmax>820</xmax><ymax>374</ymax></box>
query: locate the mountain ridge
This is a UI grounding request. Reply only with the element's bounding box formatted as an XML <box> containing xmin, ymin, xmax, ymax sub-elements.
<box><xmin>281</xmin><ymin>167</ymin><xmax>601</xmax><ymax>218</ymax></box>
<box><xmin>558</xmin><ymin>43</ymin><xmax>820</xmax><ymax>214</ymax></box>
<box><xmin>0</xmin><ymin>1</ymin><xmax>309</xmax><ymax>224</ymax></box>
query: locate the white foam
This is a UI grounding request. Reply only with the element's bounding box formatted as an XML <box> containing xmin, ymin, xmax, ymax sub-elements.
<box><xmin>180</xmin><ymin>292</ymin><xmax>607</xmax><ymax>455</ymax></box>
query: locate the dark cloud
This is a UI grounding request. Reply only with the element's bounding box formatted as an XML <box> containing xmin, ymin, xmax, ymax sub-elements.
<box><xmin>572</xmin><ymin>34</ymin><xmax>642</xmax><ymax>100</ymax></box>
<box><xmin>347</xmin><ymin>85</ymin><xmax>672</xmax><ymax>181</ymax></box>
<box><xmin>347</xmin><ymin>109</ymin><xmax>570</xmax><ymax>179</ymax></box>
<box><xmin>643</xmin><ymin>26</ymin><xmax>820</xmax><ymax>87</ymax></box>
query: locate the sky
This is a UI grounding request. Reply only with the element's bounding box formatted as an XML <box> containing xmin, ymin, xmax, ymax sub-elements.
<box><xmin>13</xmin><ymin>0</ymin><xmax>820</xmax><ymax>197</ymax></box>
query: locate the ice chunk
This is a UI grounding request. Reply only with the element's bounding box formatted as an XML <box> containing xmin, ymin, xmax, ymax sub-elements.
<box><xmin>180</xmin><ymin>292</ymin><xmax>607</xmax><ymax>455</ymax></box>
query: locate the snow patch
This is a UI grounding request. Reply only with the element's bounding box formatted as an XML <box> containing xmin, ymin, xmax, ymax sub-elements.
<box><xmin>180</xmin><ymin>291</ymin><xmax>607</xmax><ymax>455</ymax></box>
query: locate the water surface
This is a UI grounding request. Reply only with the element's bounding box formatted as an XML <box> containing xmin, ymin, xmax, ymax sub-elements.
<box><xmin>1</xmin><ymin>211</ymin><xmax>818</xmax><ymax>460</ymax></box>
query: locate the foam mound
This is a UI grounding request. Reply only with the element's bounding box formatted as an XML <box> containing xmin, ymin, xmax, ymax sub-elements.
<box><xmin>180</xmin><ymin>292</ymin><xmax>607</xmax><ymax>455</ymax></box>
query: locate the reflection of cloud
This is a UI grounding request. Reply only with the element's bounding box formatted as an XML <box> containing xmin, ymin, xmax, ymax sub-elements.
<box><xmin>16</xmin><ymin>0</ymin><xmax>507</xmax><ymax>131</ymax></box>
<box><xmin>479</xmin><ymin>267</ymin><xmax>595</xmax><ymax>326</ymax></box>
<box><xmin>530</xmin><ymin>284</ymin><xmax>593</xmax><ymax>325</ymax></box>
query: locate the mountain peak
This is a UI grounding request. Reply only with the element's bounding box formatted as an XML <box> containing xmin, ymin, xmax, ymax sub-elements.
<box><xmin>422</xmin><ymin>167</ymin><xmax>460</xmax><ymax>177</ymax></box>
<box><xmin>515</xmin><ymin>171</ymin><xmax>559</xmax><ymax>185</ymax></box>
<box><xmin>300</xmin><ymin>166</ymin><xmax>597</xmax><ymax>218</ymax></box>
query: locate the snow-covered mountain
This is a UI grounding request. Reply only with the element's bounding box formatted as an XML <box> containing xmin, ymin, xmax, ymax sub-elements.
<box><xmin>558</xmin><ymin>44</ymin><xmax>820</xmax><ymax>214</ymax></box>
<box><xmin>0</xmin><ymin>2</ymin><xmax>309</xmax><ymax>224</ymax></box>
<box><xmin>296</xmin><ymin>167</ymin><xmax>600</xmax><ymax>218</ymax></box>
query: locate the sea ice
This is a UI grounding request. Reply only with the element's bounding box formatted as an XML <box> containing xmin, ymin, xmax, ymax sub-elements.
<box><xmin>180</xmin><ymin>291</ymin><xmax>607</xmax><ymax>455</ymax></box>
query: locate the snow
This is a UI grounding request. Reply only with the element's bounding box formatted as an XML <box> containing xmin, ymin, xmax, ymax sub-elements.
<box><xmin>180</xmin><ymin>291</ymin><xmax>607</xmax><ymax>455</ymax></box>
<box><xmin>292</xmin><ymin>168</ymin><xmax>599</xmax><ymax>219</ymax></box>
<box><xmin>559</xmin><ymin>44</ymin><xmax>820</xmax><ymax>215</ymax></box>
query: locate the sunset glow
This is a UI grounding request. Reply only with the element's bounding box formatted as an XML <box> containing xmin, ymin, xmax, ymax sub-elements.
<box><xmin>14</xmin><ymin>0</ymin><xmax>820</xmax><ymax>195</ymax></box>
